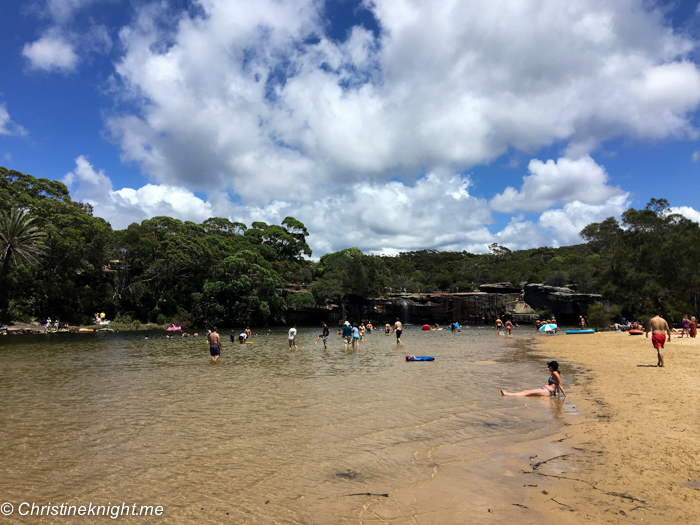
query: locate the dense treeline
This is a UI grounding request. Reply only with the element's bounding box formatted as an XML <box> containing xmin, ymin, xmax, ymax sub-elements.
<box><xmin>0</xmin><ymin>167</ymin><xmax>310</xmax><ymax>326</ymax></box>
<box><xmin>1</xmin><ymin>167</ymin><xmax>699</xmax><ymax>327</ymax></box>
<box><xmin>310</xmin><ymin>199</ymin><xmax>700</xmax><ymax>323</ymax></box>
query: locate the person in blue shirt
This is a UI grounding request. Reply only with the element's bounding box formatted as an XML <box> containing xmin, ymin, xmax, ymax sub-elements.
<box><xmin>341</xmin><ymin>321</ymin><xmax>353</xmax><ymax>350</ymax></box>
<box><xmin>352</xmin><ymin>323</ymin><xmax>360</xmax><ymax>349</ymax></box>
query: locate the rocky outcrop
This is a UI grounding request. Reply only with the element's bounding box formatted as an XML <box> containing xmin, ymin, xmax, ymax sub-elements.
<box><xmin>286</xmin><ymin>292</ymin><xmax>538</xmax><ymax>326</ymax></box>
<box><xmin>284</xmin><ymin>283</ymin><xmax>605</xmax><ymax>327</ymax></box>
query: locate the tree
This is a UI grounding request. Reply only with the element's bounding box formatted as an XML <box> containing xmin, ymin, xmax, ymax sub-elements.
<box><xmin>0</xmin><ymin>208</ymin><xmax>46</xmax><ymax>299</ymax></box>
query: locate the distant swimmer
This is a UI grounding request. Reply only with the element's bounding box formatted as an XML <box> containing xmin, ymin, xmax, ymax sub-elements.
<box><xmin>646</xmin><ymin>309</ymin><xmax>671</xmax><ymax>367</ymax></box>
<box><xmin>245</xmin><ymin>326</ymin><xmax>252</xmax><ymax>339</ymax></box>
<box><xmin>501</xmin><ymin>361</ymin><xmax>567</xmax><ymax>397</ymax></box>
<box><xmin>505</xmin><ymin>320</ymin><xmax>513</xmax><ymax>338</ymax></box>
<box><xmin>288</xmin><ymin>325</ymin><xmax>298</xmax><ymax>350</ymax></box>
<box><xmin>239</xmin><ymin>331</ymin><xmax>247</xmax><ymax>344</ymax></box>
<box><xmin>342</xmin><ymin>321</ymin><xmax>353</xmax><ymax>349</ymax></box>
<box><xmin>207</xmin><ymin>327</ymin><xmax>222</xmax><ymax>361</ymax></box>
<box><xmin>394</xmin><ymin>318</ymin><xmax>403</xmax><ymax>344</ymax></box>
<box><xmin>385</xmin><ymin>323</ymin><xmax>391</xmax><ymax>335</ymax></box>
<box><xmin>366</xmin><ymin>322</ymin><xmax>373</xmax><ymax>333</ymax></box>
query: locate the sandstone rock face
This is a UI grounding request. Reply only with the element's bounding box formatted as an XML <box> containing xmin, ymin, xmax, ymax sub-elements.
<box><xmin>285</xmin><ymin>284</ymin><xmax>605</xmax><ymax>326</ymax></box>
<box><xmin>522</xmin><ymin>283</ymin><xmax>603</xmax><ymax>323</ymax></box>
<box><xmin>286</xmin><ymin>292</ymin><xmax>536</xmax><ymax>326</ymax></box>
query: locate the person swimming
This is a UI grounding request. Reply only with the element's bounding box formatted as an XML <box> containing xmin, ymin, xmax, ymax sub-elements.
<box><xmin>500</xmin><ymin>361</ymin><xmax>567</xmax><ymax>397</ymax></box>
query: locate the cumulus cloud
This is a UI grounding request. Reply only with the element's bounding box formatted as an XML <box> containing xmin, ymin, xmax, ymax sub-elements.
<box><xmin>107</xmin><ymin>0</ymin><xmax>700</xmax><ymax>197</ymax></box>
<box><xmin>22</xmin><ymin>0</ymin><xmax>111</xmax><ymax>73</ymax></box>
<box><xmin>55</xmin><ymin>1</ymin><xmax>700</xmax><ymax>254</ymax></box>
<box><xmin>692</xmin><ymin>151</ymin><xmax>700</xmax><ymax>162</ymax></box>
<box><xmin>63</xmin><ymin>156</ymin><xmax>213</xmax><ymax>227</ymax></box>
<box><xmin>0</xmin><ymin>104</ymin><xmax>28</xmax><ymax>136</ymax></box>
<box><xmin>64</xmin><ymin>154</ymin><xmax>633</xmax><ymax>254</ymax></box>
<box><xmin>670</xmin><ymin>206</ymin><xmax>700</xmax><ymax>223</ymax></box>
<box><xmin>490</xmin><ymin>156</ymin><xmax>626</xmax><ymax>213</ymax></box>
<box><xmin>231</xmin><ymin>171</ymin><xmax>496</xmax><ymax>255</ymax></box>
<box><xmin>539</xmin><ymin>194</ymin><xmax>631</xmax><ymax>245</ymax></box>
<box><xmin>23</xmin><ymin>31</ymin><xmax>79</xmax><ymax>73</ymax></box>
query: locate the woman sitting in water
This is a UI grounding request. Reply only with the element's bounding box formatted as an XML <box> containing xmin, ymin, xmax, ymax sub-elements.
<box><xmin>501</xmin><ymin>361</ymin><xmax>567</xmax><ymax>397</ymax></box>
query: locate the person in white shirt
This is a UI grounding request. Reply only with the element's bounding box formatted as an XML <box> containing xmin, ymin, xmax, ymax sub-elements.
<box><xmin>288</xmin><ymin>325</ymin><xmax>298</xmax><ymax>350</ymax></box>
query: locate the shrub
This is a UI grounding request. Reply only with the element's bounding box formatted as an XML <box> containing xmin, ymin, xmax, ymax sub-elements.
<box><xmin>545</xmin><ymin>270</ymin><xmax>569</xmax><ymax>287</ymax></box>
<box><xmin>286</xmin><ymin>292</ymin><xmax>316</xmax><ymax>308</ymax></box>
<box><xmin>114</xmin><ymin>312</ymin><xmax>133</xmax><ymax>325</ymax></box>
<box><xmin>587</xmin><ymin>303</ymin><xmax>621</xmax><ymax>330</ymax></box>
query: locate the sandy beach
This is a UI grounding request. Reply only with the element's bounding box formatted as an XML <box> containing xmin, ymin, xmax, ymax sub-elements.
<box><xmin>517</xmin><ymin>331</ymin><xmax>700</xmax><ymax>524</ymax></box>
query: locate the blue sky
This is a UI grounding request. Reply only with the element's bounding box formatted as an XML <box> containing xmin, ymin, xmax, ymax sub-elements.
<box><xmin>1</xmin><ymin>0</ymin><xmax>700</xmax><ymax>256</ymax></box>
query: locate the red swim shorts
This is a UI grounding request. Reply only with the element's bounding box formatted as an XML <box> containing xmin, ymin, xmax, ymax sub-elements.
<box><xmin>652</xmin><ymin>333</ymin><xmax>666</xmax><ymax>348</ymax></box>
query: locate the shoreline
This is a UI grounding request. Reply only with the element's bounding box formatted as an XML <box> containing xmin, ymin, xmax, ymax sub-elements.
<box><xmin>520</xmin><ymin>332</ymin><xmax>700</xmax><ymax>524</ymax></box>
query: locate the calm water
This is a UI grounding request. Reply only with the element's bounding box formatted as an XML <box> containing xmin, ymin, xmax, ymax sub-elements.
<box><xmin>0</xmin><ymin>327</ymin><xmax>571</xmax><ymax>523</ymax></box>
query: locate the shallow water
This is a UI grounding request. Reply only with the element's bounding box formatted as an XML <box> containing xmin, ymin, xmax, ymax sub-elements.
<box><xmin>0</xmin><ymin>327</ymin><xmax>572</xmax><ymax>523</ymax></box>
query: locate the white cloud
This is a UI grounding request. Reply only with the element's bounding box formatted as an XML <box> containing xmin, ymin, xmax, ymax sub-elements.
<box><xmin>107</xmin><ymin>0</ymin><xmax>700</xmax><ymax>199</ymax></box>
<box><xmin>65</xmin><ymin>154</ymin><xmax>634</xmax><ymax>254</ymax></box>
<box><xmin>63</xmin><ymin>156</ymin><xmax>213</xmax><ymax>227</ymax></box>
<box><xmin>0</xmin><ymin>104</ymin><xmax>28</xmax><ymax>136</ymax></box>
<box><xmin>670</xmin><ymin>206</ymin><xmax>700</xmax><ymax>224</ymax></box>
<box><xmin>490</xmin><ymin>156</ymin><xmax>626</xmax><ymax>213</ymax></box>
<box><xmin>22</xmin><ymin>0</ymin><xmax>111</xmax><ymax>73</ymax></box>
<box><xmin>539</xmin><ymin>194</ymin><xmax>631</xmax><ymax>245</ymax></box>
<box><xmin>22</xmin><ymin>32</ymin><xmax>79</xmax><ymax>72</ymax></box>
<box><xmin>692</xmin><ymin>151</ymin><xmax>700</xmax><ymax>162</ymax></box>
<box><xmin>59</xmin><ymin>1</ymin><xmax>700</xmax><ymax>254</ymax></box>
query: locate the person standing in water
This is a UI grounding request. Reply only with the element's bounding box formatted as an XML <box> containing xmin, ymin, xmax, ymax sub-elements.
<box><xmin>501</xmin><ymin>361</ymin><xmax>567</xmax><ymax>397</ymax></box>
<box><xmin>394</xmin><ymin>318</ymin><xmax>403</xmax><ymax>344</ymax></box>
<box><xmin>646</xmin><ymin>309</ymin><xmax>671</xmax><ymax>367</ymax></box>
<box><xmin>341</xmin><ymin>321</ymin><xmax>353</xmax><ymax>349</ymax></box>
<box><xmin>505</xmin><ymin>320</ymin><xmax>513</xmax><ymax>338</ymax></box>
<box><xmin>207</xmin><ymin>327</ymin><xmax>222</xmax><ymax>361</ymax></box>
<box><xmin>495</xmin><ymin>318</ymin><xmax>503</xmax><ymax>335</ymax></box>
<box><xmin>352</xmin><ymin>323</ymin><xmax>361</xmax><ymax>349</ymax></box>
<box><xmin>315</xmin><ymin>322</ymin><xmax>330</xmax><ymax>349</ymax></box>
<box><xmin>288</xmin><ymin>325</ymin><xmax>298</xmax><ymax>350</ymax></box>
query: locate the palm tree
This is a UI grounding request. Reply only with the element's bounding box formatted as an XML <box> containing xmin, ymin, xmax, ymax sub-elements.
<box><xmin>0</xmin><ymin>208</ymin><xmax>47</xmax><ymax>298</ymax></box>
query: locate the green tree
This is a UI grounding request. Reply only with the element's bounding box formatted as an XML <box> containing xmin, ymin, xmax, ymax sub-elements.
<box><xmin>0</xmin><ymin>208</ymin><xmax>47</xmax><ymax>300</ymax></box>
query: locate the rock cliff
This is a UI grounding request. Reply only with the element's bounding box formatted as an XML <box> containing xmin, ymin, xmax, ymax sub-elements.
<box><xmin>285</xmin><ymin>282</ymin><xmax>604</xmax><ymax>326</ymax></box>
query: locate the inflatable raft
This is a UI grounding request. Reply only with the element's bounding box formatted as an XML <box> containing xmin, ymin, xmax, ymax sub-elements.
<box><xmin>565</xmin><ymin>329</ymin><xmax>595</xmax><ymax>334</ymax></box>
<box><xmin>629</xmin><ymin>329</ymin><xmax>644</xmax><ymax>335</ymax></box>
<box><xmin>406</xmin><ymin>356</ymin><xmax>434</xmax><ymax>361</ymax></box>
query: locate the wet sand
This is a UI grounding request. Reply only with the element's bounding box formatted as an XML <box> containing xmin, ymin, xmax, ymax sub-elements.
<box><xmin>520</xmin><ymin>331</ymin><xmax>700</xmax><ymax>524</ymax></box>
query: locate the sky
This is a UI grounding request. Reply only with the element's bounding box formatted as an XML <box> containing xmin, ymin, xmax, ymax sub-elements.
<box><xmin>1</xmin><ymin>0</ymin><xmax>700</xmax><ymax>257</ymax></box>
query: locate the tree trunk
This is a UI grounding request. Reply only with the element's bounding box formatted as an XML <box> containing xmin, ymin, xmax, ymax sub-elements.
<box><xmin>0</xmin><ymin>248</ymin><xmax>13</xmax><ymax>305</ymax></box>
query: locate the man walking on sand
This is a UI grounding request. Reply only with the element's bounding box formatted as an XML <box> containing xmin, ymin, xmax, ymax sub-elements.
<box><xmin>207</xmin><ymin>326</ymin><xmax>222</xmax><ymax>361</ymax></box>
<box><xmin>394</xmin><ymin>317</ymin><xmax>403</xmax><ymax>344</ymax></box>
<box><xmin>646</xmin><ymin>309</ymin><xmax>671</xmax><ymax>367</ymax></box>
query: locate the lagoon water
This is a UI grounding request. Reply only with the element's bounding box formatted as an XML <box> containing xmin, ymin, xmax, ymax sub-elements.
<box><xmin>0</xmin><ymin>327</ymin><xmax>571</xmax><ymax>523</ymax></box>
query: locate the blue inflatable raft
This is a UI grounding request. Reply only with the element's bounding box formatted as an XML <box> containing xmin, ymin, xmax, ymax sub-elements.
<box><xmin>565</xmin><ymin>329</ymin><xmax>595</xmax><ymax>334</ymax></box>
<box><xmin>406</xmin><ymin>356</ymin><xmax>435</xmax><ymax>361</ymax></box>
